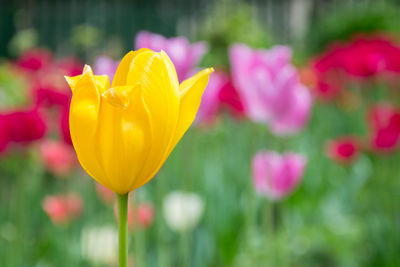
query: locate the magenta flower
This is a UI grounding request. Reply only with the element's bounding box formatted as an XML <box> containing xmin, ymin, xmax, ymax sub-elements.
<box><xmin>252</xmin><ymin>150</ymin><xmax>307</xmax><ymax>200</ymax></box>
<box><xmin>93</xmin><ymin>55</ymin><xmax>119</xmax><ymax>82</ymax></box>
<box><xmin>135</xmin><ymin>31</ymin><xmax>208</xmax><ymax>81</ymax></box>
<box><xmin>40</xmin><ymin>139</ymin><xmax>76</xmax><ymax>176</ymax></box>
<box><xmin>2</xmin><ymin>108</ymin><xmax>47</xmax><ymax>144</ymax></box>
<box><xmin>229</xmin><ymin>44</ymin><xmax>312</xmax><ymax>135</ymax></box>
<box><xmin>42</xmin><ymin>193</ymin><xmax>83</xmax><ymax>225</ymax></box>
<box><xmin>313</xmin><ymin>36</ymin><xmax>400</xmax><ymax>99</ymax></box>
<box><xmin>196</xmin><ymin>70</ymin><xmax>245</xmax><ymax>124</ymax></box>
<box><xmin>326</xmin><ymin>136</ymin><xmax>360</xmax><ymax>164</ymax></box>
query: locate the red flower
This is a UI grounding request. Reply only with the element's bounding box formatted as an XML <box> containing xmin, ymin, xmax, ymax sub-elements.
<box><xmin>113</xmin><ymin>201</ymin><xmax>155</xmax><ymax>230</ymax></box>
<box><xmin>196</xmin><ymin>70</ymin><xmax>244</xmax><ymax>124</ymax></box>
<box><xmin>16</xmin><ymin>49</ymin><xmax>52</xmax><ymax>72</ymax></box>
<box><xmin>42</xmin><ymin>193</ymin><xmax>83</xmax><ymax>225</ymax></box>
<box><xmin>2</xmin><ymin>108</ymin><xmax>47</xmax><ymax>143</ymax></box>
<box><xmin>35</xmin><ymin>85</ymin><xmax>70</xmax><ymax>107</ymax></box>
<box><xmin>0</xmin><ymin>116</ymin><xmax>9</xmax><ymax>153</ymax></box>
<box><xmin>367</xmin><ymin>104</ymin><xmax>400</xmax><ymax>152</ymax></box>
<box><xmin>40</xmin><ymin>140</ymin><xmax>76</xmax><ymax>176</ymax></box>
<box><xmin>218</xmin><ymin>78</ymin><xmax>245</xmax><ymax>118</ymax></box>
<box><xmin>313</xmin><ymin>35</ymin><xmax>400</xmax><ymax>99</ymax></box>
<box><xmin>135</xmin><ymin>203</ymin><xmax>155</xmax><ymax>228</ymax></box>
<box><xmin>326</xmin><ymin>136</ymin><xmax>360</xmax><ymax>164</ymax></box>
<box><xmin>61</xmin><ymin>107</ymin><xmax>72</xmax><ymax>145</ymax></box>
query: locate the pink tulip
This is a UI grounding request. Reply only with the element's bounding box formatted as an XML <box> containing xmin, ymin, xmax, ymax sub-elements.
<box><xmin>135</xmin><ymin>203</ymin><xmax>155</xmax><ymax>228</ymax></box>
<box><xmin>252</xmin><ymin>151</ymin><xmax>307</xmax><ymax>200</ymax></box>
<box><xmin>326</xmin><ymin>136</ymin><xmax>360</xmax><ymax>164</ymax></box>
<box><xmin>196</xmin><ymin>71</ymin><xmax>224</xmax><ymax>124</ymax></box>
<box><xmin>40</xmin><ymin>139</ymin><xmax>76</xmax><ymax>176</ymax></box>
<box><xmin>196</xmin><ymin>70</ymin><xmax>244</xmax><ymax>124</ymax></box>
<box><xmin>229</xmin><ymin>44</ymin><xmax>312</xmax><ymax>135</ymax></box>
<box><xmin>42</xmin><ymin>193</ymin><xmax>83</xmax><ymax>225</ymax></box>
<box><xmin>114</xmin><ymin>201</ymin><xmax>155</xmax><ymax>230</ymax></box>
<box><xmin>367</xmin><ymin>104</ymin><xmax>400</xmax><ymax>152</ymax></box>
<box><xmin>2</xmin><ymin>108</ymin><xmax>47</xmax><ymax>144</ymax></box>
<box><xmin>313</xmin><ymin>35</ymin><xmax>400</xmax><ymax>99</ymax></box>
<box><xmin>135</xmin><ymin>31</ymin><xmax>208</xmax><ymax>81</ymax></box>
<box><xmin>93</xmin><ymin>55</ymin><xmax>119</xmax><ymax>82</ymax></box>
<box><xmin>16</xmin><ymin>49</ymin><xmax>52</xmax><ymax>72</ymax></box>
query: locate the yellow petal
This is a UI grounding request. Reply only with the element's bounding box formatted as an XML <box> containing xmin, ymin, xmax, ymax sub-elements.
<box><xmin>102</xmin><ymin>84</ymin><xmax>139</xmax><ymax>110</ymax></box>
<box><xmin>172</xmin><ymin>68</ymin><xmax>214</xmax><ymax>147</ymax></box>
<box><xmin>95</xmin><ymin>84</ymin><xmax>152</xmax><ymax>194</ymax></box>
<box><xmin>67</xmin><ymin>69</ymin><xmax>113</xmax><ymax>190</ymax></box>
<box><xmin>125</xmin><ymin>50</ymin><xmax>180</xmax><ymax>189</ymax></box>
<box><xmin>135</xmin><ymin>68</ymin><xmax>213</xmax><ymax>189</ymax></box>
<box><xmin>112</xmin><ymin>48</ymin><xmax>152</xmax><ymax>87</ymax></box>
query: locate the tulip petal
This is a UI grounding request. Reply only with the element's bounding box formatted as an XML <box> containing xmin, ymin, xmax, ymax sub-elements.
<box><xmin>172</xmin><ymin>68</ymin><xmax>213</xmax><ymax>147</ymax></box>
<box><xmin>96</xmin><ymin>83</ymin><xmax>152</xmax><ymax>194</ymax></box>
<box><xmin>126</xmin><ymin>50</ymin><xmax>180</xmax><ymax>189</ymax></box>
<box><xmin>136</xmin><ymin>68</ymin><xmax>213</xmax><ymax>189</ymax></box>
<box><xmin>112</xmin><ymin>48</ymin><xmax>151</xmax><ymax>87</ymax></box>
<box><xmin>67</xmin><ymin>68</ymin><xmax>113</xmax><ymax>189</ymax></box>
<box><xmin>102</xmin><ymin>85</ymin><xmax>138</xmax><ymax>110</ymax></box>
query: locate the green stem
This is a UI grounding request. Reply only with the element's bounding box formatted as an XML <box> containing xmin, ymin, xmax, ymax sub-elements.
<box><xmin>117</xmin><ymin>193</ymin><xmax>129</xmax><ymax>267</ymax></box>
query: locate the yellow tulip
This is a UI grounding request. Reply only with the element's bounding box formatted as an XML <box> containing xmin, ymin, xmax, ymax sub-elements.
<box><xmin>65</xmin><ymin>49</ymin><xmax>213</xmax><ymax>194</ymax></box>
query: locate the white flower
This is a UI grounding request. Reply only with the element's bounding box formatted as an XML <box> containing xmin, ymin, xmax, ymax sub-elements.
<box><xmin>81</xmin><ymin>225</ymin><xmax>118</xmax><ymax>265</ymax></box>
<box><xmin>163</xmin><ymin>191</ymin><xmax>205</xmax><ymax>232</ymax></box>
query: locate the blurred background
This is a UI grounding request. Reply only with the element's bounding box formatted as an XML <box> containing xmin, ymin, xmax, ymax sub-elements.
<box><xmin>1</xmin><ymin>0</ymin><xmax>400</xmax><ymax>266</ymax></box>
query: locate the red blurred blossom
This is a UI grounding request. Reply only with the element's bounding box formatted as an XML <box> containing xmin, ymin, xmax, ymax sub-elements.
<box><xmin>326</xmin><ymin>136</ymin><xmax>360</xmax><ymax>164</ymax></box>
<box><xmin>34</xmin><ymin>84</ymin><xmax>70</xmax><ymax>108</ymax></box>
<box><xmin>134</xmin><ymin>203</ymin><xmax>155</xmax><ymax>228</ymax></box>
<box><xmin>1</xmin><ymin>108</ymin><xmax>46</xmax><ymax>144</ymax></box>
<box><xmin>218</xmin><ymin>76</ymin><xmax>245</xmax><ymax>118</ymax></box>
<box><xmin>16</xmin><ymin>49</ymin><xmax>52</xmax><ymax>72</ymax></box>
<box><xmin>0</xmin><ymin>116</ymin><xmax>9</xmax><ymax>153</ymax></box>
<box><xmin>96</xmin><ymin>182</ymin><xmax>115</xmax><ymax>204</ymax></box>
<box><xmin>61</xmin><ymin>107</ymin><xmax>72</xmax><ymax>145</ymax></box>
<box><xmin>113</xmin><ymin>201</ymin><xmax>155</xmax><ymax>230</ymax></box>
<box><xmin>252</xmin><ymin>150</ymin><xmax>307</xmax><ymax>200</ymax></box>
<box><xmin>42</xmin><ymin>193</ymin><xmax>83</xmax><ymax>225</ymax></box>
<box><xmin>196</xmin><ymin>70</ymin><xmax>244</xmax><ymax>124</ymax></box>
<box><xmin>313</xmin><ymin>35</ymin><xmax>400</xmax><ymax>99</ymax></box>
<box><xmin>367</xmin><ymin>104</ymin><xmax>400</xmax><ymax>152</ymax></box>
<box><xmin>40</xmin><ymin>139</ymin><xmax>76</xmax><ymax>176</ymax></box>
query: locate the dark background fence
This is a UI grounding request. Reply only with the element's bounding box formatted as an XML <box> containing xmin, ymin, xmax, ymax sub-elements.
<box><xmin>1</xmin><ymin>0</ymin><xmax>399</xmax><ymax>59</ymax></box>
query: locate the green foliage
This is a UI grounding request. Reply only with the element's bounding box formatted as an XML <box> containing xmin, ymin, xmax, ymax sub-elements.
<box><xmin>0</xmin><ymin>63</ymin><xmax>29</xmax><ymax>108</ymax></box>
<box><xmin>197</xmin><ymin>1</ymin><xmax>273</xmax><ymax>68</ymax></box>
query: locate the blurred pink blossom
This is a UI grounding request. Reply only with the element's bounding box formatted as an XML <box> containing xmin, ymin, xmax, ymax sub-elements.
<box><xmin>16</xmin><ymin>49</ymin><xmax>52</xmax><ymax>72</ymax></box>
<box><xmin>93</xmin><ymin>55</ymin><xmax>119</xmax><ymax>82</ymax></box>
<box><xmin>326</xmin><ymin>136</ymin><xmax>360</xmax><ymax>164</ymax></box>
<box><xmin>42</xmin><ymin>193</ymin><xmax>83</xmax><ymax>225</ymax></box>
<box><xmin>0</xmin><ymin>116</ymin><xmax>9</xmax><ymax>153</ymax></box>
<box><xmin>252</xmin><ymin>151</ymin><xmax>307</xmax><ymax>200</ymax></box>
<box><xmin>367</xmin><ymin>104</ymin><xmax>400</xmax><ymax>152</ymax></box>
<box><xmin>1</xmin><ymin>108</ymin><xmax>47</xmax><ymax>144</ymax></box>
<box><xmin>135</xmin><ymin>203</ymin><xmax>155</xmax><ymax>228</ymax></box>
<box><xmin>113</xmin><ymin>201</ymin><xmax>155</xmax><ymax>230</ymax></box>
<box><xmin>229</xmin><ymin>44</ymin><xmax>312</xmax><ymax>135</ymax></box>
<box><xmin>135</xmin><ymin>31</ymin><xmax>208</xmax><ymax>81</ymax></box>
<box><xmin>196</xmin><ymin>70</ymin><xmax>244</xmax><ymax>124</ymax></box>
<box><xmin>40</xmin><ymin>139</ymin><xmax>76</xmax><ymax>176</ymax></box>
<box><xmin>313</xmin><ymin>35</ymin><xmax>400</xmax><ymax>99</ymax></box>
